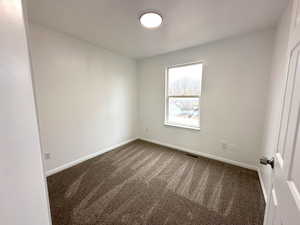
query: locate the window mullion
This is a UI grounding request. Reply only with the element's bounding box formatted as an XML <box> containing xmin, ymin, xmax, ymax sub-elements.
<box><xmin>168</xmin><ymin>95</ymin><xmax>200</xmax><ymax>98</ymax></box>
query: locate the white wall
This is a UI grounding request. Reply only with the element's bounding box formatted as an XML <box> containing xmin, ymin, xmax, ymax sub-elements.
<box><xmin>28</xmin><ymin>22</ymin><xmax>276</xmax><ymax>175</ymax></box>
<box><xmin>29</xmin><ymin>24</ymin><xmax>138</xmax><ymax>172</ymax></box>
<box><xmin>138</xmin><ymin>29</ymin><xmax>275</xmax><ymax>167</ymax></box>
<box><xmin>260</xmin><ymin>4</ymin><xmax>292</xmax><ymax>199</ymax></box>
<box><xmin>0</xmin><ymin>1</ymin><xmax>51</xmax><ymax>224</ymax></box>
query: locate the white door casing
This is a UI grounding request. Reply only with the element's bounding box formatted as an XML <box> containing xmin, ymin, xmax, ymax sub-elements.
<box><xmin>265</xmin><ymin>0</ymin><xmax>300</xmax><ymax>224</ymax></box>
<box><xmin>0</xmin><ymin>0</ymin><xmax>52</xmax><ymax>224</ymax></box>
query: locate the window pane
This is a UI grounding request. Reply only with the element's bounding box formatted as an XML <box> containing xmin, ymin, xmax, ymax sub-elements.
<box><xmin>168</xmin><ymin>97</ymin><xmax>199</xmax><ymax>127</ymax></box>
<box><xmin>168</xmin><ymin>63</ymin><xmax>202</xmax><ymax>96</ymax></box>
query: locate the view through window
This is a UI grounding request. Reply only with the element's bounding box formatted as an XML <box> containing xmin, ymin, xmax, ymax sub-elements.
<box><xmin>165</xmin><ymin>63</ymin><xmax>203</xmax><ymax>129</ymax></box>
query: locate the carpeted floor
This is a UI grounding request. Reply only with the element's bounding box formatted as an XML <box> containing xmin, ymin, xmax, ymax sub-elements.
<box><xmin>47</xmin><ymin>140</ymin><xmax>265</xmax><ymax>225</ymax></box>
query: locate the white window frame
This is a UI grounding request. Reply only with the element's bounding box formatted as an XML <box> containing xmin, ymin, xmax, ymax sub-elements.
<box><xmin>164</xmin><ymin>61</ymin><xmax>203</xmax><ymax>130</ymax></box>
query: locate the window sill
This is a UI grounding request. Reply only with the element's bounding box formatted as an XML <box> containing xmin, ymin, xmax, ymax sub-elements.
<box><xmin>164</xmin><ymin>122</ymin><xmax>200</xmax><ymax>131</ymax></box>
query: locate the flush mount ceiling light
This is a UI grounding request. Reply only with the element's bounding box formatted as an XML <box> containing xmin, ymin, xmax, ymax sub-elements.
<box><xmin>139</xmin><ymin>11</ymin><xmax>163</xmax><ymax>29</ymax></box>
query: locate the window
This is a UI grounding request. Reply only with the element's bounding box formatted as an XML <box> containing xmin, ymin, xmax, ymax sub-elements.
<box><xmin>165</xmin><ymin>62</ymin><xmax>203</xmax><ymax>130</ymax></box>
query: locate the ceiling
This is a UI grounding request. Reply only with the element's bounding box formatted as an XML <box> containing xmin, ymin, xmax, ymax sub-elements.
<box><xmin>27</xmin><ymin>0</ymin><xmax>288</xmax><ymax>59</ymax></box>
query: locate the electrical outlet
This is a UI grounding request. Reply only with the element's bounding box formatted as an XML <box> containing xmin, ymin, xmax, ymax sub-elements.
<box><xmin>221</xmin><ymin>141</ymin><xmax>228</xmax><ymax>150</ymax></box>
<box><xmin>228</xmin><ymin>144</ymin><xmax>236</xmax><ymax>152</ymax></box>
<box><xmin>44</xmin><ymin>152</ymin><xmax>51</xmax><ymax>160</ymax></box>
<box><xmin>221</xmin><ymin>140</ymin><xmax>236</xmax><ymax>152</ymax></box>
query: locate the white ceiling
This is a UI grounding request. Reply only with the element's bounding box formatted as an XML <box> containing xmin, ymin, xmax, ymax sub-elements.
<box><xmin>27</xmin><ymin>0</ymin><xmax>288</xmax><ymax>59</ymax></box>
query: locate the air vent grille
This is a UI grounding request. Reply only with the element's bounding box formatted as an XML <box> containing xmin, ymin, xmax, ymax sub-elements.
<box><xmin>184</xmin><ymin>153</ymin><xmax>199</xmax><ymax>159</ymax></box>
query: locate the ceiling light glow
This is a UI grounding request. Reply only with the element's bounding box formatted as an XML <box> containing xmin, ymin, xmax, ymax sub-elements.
<box><xmin>140</xmin><ymin>12</ymin><xmax>162</xmax><ymax>29</ymax></box>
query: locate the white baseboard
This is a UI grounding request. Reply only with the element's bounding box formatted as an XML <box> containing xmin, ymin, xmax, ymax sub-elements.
<box><xmin>45</xmin><ymin>137</ymin><xmax>138</xmax><ymax>176</ymax></box>
<box><xmin>140</xmin><ymin>137</ymin><xmax>258</xmax><ymax>171</ymax></box>
<box><xmin>257</xmin><ymin>168</ymin><xmax>268</xmax><ymax>203</ymax></box>
<box><xmin>140</xmin><ymin>137</ymin><xmax>269</xmax><ymax>202</ymax></box>
<box><xmin>45</xmin><ymin>136</ymin><xmax>268</xmax><ymax>203</ymax></box>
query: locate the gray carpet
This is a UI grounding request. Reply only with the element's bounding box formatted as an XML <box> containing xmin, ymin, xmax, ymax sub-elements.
<box><xmin>47</xmin><ymin>140</ymin><xmax>265</xmax><ymax>225</ymax></box>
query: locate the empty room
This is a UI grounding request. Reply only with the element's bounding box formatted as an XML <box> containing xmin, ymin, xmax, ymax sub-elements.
<box><xmin>2</xmin><ymin>0</ymin><xmax>300</xmax><ymax>225</ymax></box>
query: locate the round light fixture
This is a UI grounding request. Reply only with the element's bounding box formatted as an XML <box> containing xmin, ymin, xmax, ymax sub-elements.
<box><xmin>139</xmin><ymin>11</ymin><xmax>163</xmax><ymax>29</ymax></box>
